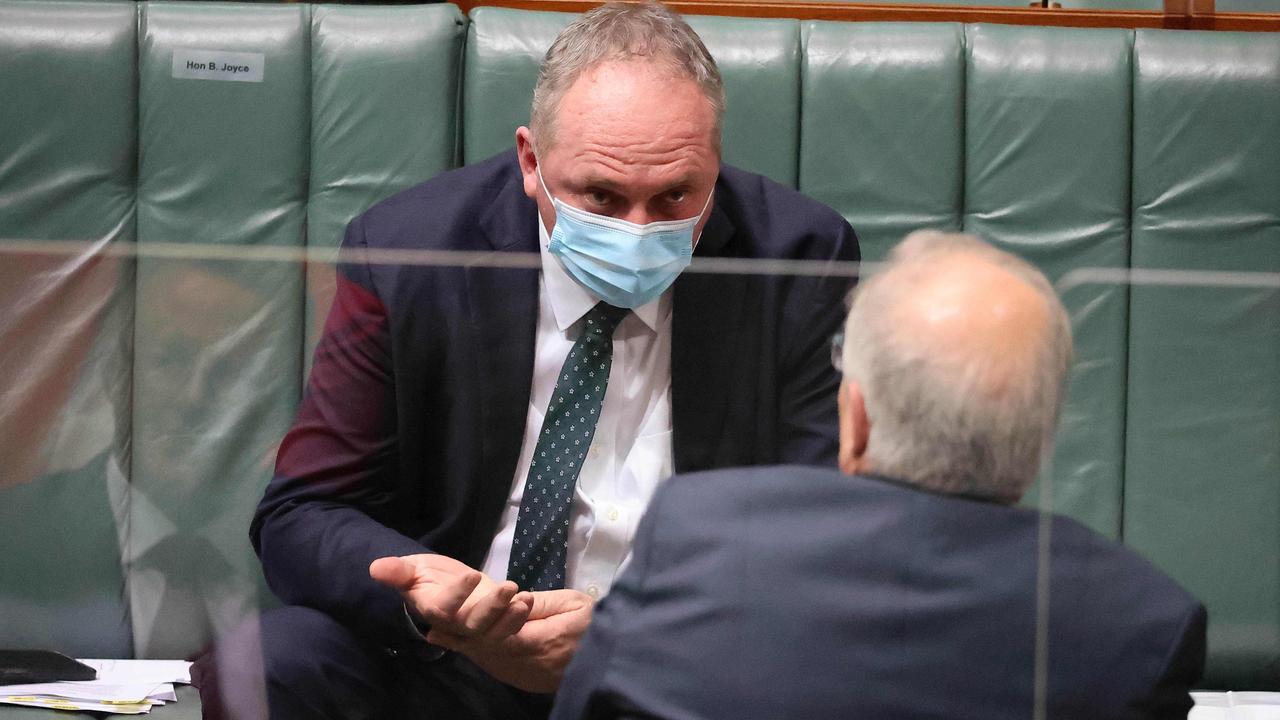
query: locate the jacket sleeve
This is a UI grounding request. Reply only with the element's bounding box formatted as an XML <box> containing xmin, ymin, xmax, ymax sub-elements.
<box><xmin>1137</xmin><ymin>602</ymin><xmax>1208</xmax><ymax>719</ymax></box>
<box><xmin>776</xmin><ymin>216</ymin><xmax>860</xmax><ymax>467</ymax></box>
<box><xmin>250</xmin><ymin>214</ymin><xmax>433</xmax><ymax>650</ymax></box>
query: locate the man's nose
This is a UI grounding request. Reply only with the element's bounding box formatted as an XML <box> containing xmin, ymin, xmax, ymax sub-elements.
<box><xmin>617</xmin><ymin>207</ymin><xmax>656</xmax><ymax>226</ymax></box>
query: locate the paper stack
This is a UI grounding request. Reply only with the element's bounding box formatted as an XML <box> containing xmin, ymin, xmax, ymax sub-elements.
<box><xmin>0</xmin><ymin>658</ymin><xmax>192</xmax><ymax>715</ymax></box>
<box><xmin>1191</xmin><ymin>692</ymin><xmax>1280</xmax><ymax>720</ymax></box>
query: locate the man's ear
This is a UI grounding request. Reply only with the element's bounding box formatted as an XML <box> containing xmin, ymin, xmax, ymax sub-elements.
<box><xmin>515</xmin><ymin>126</ymin><xmax>538</xmax><ymax>200</ymax></box>
<box><xmin>838</xmin><ymin>381</ymin><xmax>870</xmax><ymax>476</ymax></box>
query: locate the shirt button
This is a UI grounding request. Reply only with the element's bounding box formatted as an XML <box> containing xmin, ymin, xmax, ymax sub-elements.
<box><xmin>590</xmin><ymin>447</ymin><xmax>601</xmax><ymax>459</ymax></box>
<box><xmin>607</xmin><ymin>507</ymin><xmax>620</xmax><ymax>522</ymax></box>
<box><xmin>585</xmin><ymin>584</ymin><xmax>600</xmax><ymax>599</ymax></box>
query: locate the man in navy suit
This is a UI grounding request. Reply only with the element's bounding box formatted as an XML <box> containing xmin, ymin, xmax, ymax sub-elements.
<box><xmin>207</xmin><ymin>3</ymin><xmax>857</xmax><ymax>719</ymax></box>
<box><xmin>552</xmin><ymin>231</ymin><xmax>1207</xmax><ymax>720</ymax></box>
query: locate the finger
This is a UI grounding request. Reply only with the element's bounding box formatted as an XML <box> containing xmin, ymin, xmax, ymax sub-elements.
<box><xmin>526</xmin><ymin>588</ymin><xmax>592</xmax><ymax>620</ymax></box>
<box><xmin>368</xmin><ymin>557</ymin><xmax>414</xmax><ymax>591</ymax></box>
<box><xmin>417</xmin><ymin>571</ymin><xmax>484</xmax><ymax>627</ymax></box>
<box><xmin>481</xmin><ymin>594</ymin><xmax>534</xmax><ymax>641</ymax></box>
<box><xmin>513</xmin><ymin>591</ymin><xmax>593</xmax><ymax>646</ymax></box>
<box><xmin>460</xmin><ymin>581</ymin><xmax>519</xmax><ymax>635</ymax></box>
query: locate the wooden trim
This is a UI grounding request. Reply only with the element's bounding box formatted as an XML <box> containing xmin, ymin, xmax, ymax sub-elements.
<box><xmin>455</xmin><ymin>0</ymin><xmax>1279</xmax><ymax>31</ymax></box>
<box><xmin>1190</xmin><ymin>12</ymin><xmax>1280</xmax><ymax>31</ymax></box>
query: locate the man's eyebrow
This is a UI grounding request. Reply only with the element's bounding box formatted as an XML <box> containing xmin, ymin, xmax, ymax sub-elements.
<box><xmin>579</xmin><ymin>176</ymin><xmax>623</xmax><ymax>191</ymax></box>
<box><xmin>576</xmin><ymin>175</ymin><xmax>697</xmax><ymax>192</ymax></box>
<box><xmin>663</xmin><ymin>175</ymin><xmax>697</xmax><ymax>191</ymax></box>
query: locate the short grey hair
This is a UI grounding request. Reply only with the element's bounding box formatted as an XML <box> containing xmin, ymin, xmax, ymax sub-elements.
<box><xmin>530</xmin><ymin>2</ymin><xmax>726</xmax><ymax>152</ymax></box>
<box><xmin>842</xmin><ymin>231</ymin><xmax>1073</xmax><ymax>503</ymax></box>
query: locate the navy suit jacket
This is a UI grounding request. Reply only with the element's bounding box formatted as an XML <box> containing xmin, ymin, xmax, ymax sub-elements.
<box><xmin>553</xmin><ymin>466</ymin><xmax>1207</xmax><ymax>720</ymax></box>
<box><xmin>251</xmin><ymin>151</ymin><xmax>859</xmax><ymax>650</ymax></box>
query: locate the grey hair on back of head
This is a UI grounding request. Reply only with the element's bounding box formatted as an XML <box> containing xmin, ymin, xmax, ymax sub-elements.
<box><xmin>530</xmin><ymin>1</ymin><xmax>726</xmax><ymax>152</ymax></box>
<box><xmin>841</xmin><ymin>230</ymin><xmax>1073</xmax><ymax>503</ymax></box>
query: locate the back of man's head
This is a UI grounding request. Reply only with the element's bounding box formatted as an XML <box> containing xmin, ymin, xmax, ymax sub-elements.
<box><xmin>841</xmin><ymin>231</ymin><xmax>1073</xmax><ymax>503</ymax></box>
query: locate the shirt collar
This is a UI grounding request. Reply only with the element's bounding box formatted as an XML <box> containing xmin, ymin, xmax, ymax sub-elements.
<box><xmin>537</xmin><ymin>214</ymin><xmax>666</xmax><ymax>333</ymax></box>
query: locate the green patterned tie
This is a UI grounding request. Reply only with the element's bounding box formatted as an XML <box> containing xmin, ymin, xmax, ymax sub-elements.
<box><xmin>508</xmin><ymin>302</ymin><xmax>629</xmax><ymax>591</ymax></box>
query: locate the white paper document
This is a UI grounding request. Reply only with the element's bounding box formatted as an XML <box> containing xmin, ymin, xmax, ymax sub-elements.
<box><xmin>1191</xmin><ymin>692</ymin><xmax>1280</xmax><ymax>720</ymax></box>
<box><xmin>80</xmin><ymin>659</ymin><xmax>192</xmax><ymax>685</ymax></box>
<box><xmin>0</xmin><ymin>658</ymin><xmax>192</xmax><ymax>715</ymax></box>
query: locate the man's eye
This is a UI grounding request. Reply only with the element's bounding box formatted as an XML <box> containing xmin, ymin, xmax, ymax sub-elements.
<box><xmin>586</xmin><ymin>190</ymin><xmax>611</xmax><ymax>206</ymax></box>
<box><xmin>667</xmin><ymin>190</ymin><xmax>688</xmax><ymax>204</ymax></box>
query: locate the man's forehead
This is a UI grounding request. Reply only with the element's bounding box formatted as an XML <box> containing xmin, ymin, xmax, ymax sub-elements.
<box><xmin>552</xmin><ymin>60</ymin><xmax>714</xmax><ymax>132</ymax></box>
<box><xmin>548</xmin><ymin>138</ymin><xmax>713</xmax><ymax>182</ymax></box>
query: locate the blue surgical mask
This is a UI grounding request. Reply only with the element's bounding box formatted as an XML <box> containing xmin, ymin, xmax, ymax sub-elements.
<box><xmin>538</xmin><ymin>164</ymin><xmax>712</xmax><ymax>309</ymax></box>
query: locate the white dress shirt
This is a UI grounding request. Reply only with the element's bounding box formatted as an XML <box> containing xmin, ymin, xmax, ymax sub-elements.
<box><xmin>480</xmin><ymin>218</ymin><xmax>675</xmax><ymax>600</ymax></box>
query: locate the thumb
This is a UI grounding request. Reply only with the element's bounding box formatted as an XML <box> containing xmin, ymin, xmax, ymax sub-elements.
<box><xmin>527</xmin><ymin>588</ymin><xmax>592</xmax><ymax>620</ymax></box>
<box><xmin>369</xmin><ymin>556</ymin><xmax>415</xmax><ymax>591</ymax></box>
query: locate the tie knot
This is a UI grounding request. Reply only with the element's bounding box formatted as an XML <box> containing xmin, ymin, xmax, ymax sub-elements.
<box><xmin>583</xmin><ymin>302</ymin><xmax>629</xmax><ymax>339</ymax></box>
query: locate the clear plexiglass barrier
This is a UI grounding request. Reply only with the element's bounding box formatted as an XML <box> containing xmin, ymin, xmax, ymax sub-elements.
<box><xmin>1</xmin><ymin>237</ymin><xmax>1276</xmax><ymax>718</ymax></box>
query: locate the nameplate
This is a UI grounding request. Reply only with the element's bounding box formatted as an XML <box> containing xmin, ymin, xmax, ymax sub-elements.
<box><xmin>172</xmin><ymin>49</ymin><xmax>265</xmax><ymax>83</ymax></box>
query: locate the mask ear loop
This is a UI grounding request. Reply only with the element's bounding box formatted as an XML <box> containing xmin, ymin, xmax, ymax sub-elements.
<box><xmin>691</xmin><ymin>186</ymin><xmax>715</xmax><ymax>250</ymax></box>
<box><xmin>535</xmin><ymin>158</ymin><xmax>555</xmax><ymax>206</ymax></box>
<box><xmin>534</xmin><ymin>156</ymin><xmax>563</xmax><ymax>242</ymax></box>
<box><xmin>694</xmin><ymin>186</ymin><xmax>715</xmax><ymax>221</ymax></box>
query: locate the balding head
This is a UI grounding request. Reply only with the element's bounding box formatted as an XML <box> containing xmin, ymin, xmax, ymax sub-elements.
<box><xmin>838</xmin><ymin>231</ymin><xmax>1072</xmax><ymax>503</ymax></box>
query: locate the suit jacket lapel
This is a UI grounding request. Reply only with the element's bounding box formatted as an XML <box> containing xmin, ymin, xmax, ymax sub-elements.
<box><xmin>672</xmin><ymin>196</ymin><xmax>750</xmax><ymax>473</ymax></box>
<box><xmin>463</xmin><ymin>168</ymin><xmax>540</xmax><ymax>566</ymax></box>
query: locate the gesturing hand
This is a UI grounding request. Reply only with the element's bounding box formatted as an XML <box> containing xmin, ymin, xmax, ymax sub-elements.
<box><xmin>369</xmin><ymin>554</ymin><xmax>533</xmax><ymax>640</ymax></box>
<box><xmin>426</xmin><ymin>589</ymin><xmax>595</xmax><ymax>693</ymax></box>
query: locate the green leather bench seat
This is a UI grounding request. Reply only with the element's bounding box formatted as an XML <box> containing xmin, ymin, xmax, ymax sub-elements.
<box><xmin>0</xmin><ymin>6</ymin><xmax>1276</xmax><ymax>713</ymax></box>
<box><xmin>0</xmin><ymin>0</ymin><xmax>136</xmax><ymax>661</ymax></box>
<box><xmin>132</xmin><ymin>1</ymin><xmax>308</xmax><ymax>661</ymax></box>
<box><xmin>1126</xmin><ymin>30</ymin><xmax>1280</xmax><ymax>690</ymax></box>
<box><xmin>800</xmin><ymin>22</ymin><xmax>965</xmax><ymax>261</ymax></box>
<box><xmin>961</xmin><ymin>24</ymin><xmax>1133</xmax><ymax>538</ymax></box>
<box><xmin>0</xmin><ymin>0</ymin><xmax>468</xmax><ymax>672</ymax></box>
